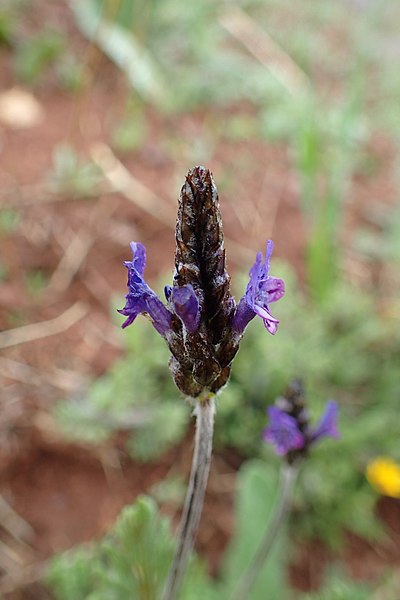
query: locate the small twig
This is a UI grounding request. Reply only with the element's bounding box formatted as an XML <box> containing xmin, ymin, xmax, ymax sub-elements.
<box><xmin>46</xmin><ymin>196</ymin><xmax>117</xmax><ymax>296</ymax></box>
<box><xmin>0</xmin><ymin>181</ymin><xmax>114</xmax><ymax>207</ymax></box>
<box><xmin>161</xmin><ymin>395</ymin><xmax>215</xmax><ymax>600</ymax></box>
<box><xmin>0</xmin><ymin>356</ymin><xmax>87</xmax><ymax>392</ymax></box>
<box><xmin>0</xmin><ymin>559</ymin><xmax>48</xmax><ymax>595</ymax></box>
<box><xmin>1</xmin><ymin>184</ymin><xmax>60</xmax><ymax>207</ymax></box>
<box><xmin>70</xmin><ymin>0</ymin><xmax>165</xmax><ymax>103</ymax></box>
<box><xmin>0</xmin><ymin>541</ymin><xmax>26</xmax><ymax>575</ymax></box>
<box><xmin>219</xmin><ymin>6</ymin><xmax>308</xmax><ymax>95</ymax></box>
<box><xmin>231</xmin><ymin>464</ymin><xmax>298</xmax><ymax>600</ymax></box>
<box><xmin>90</xmin><ymin>142</ymin><xmax>175</xmax><ymax>227</ymax></box>
<box><xmin>0</xmin><ymin>301</ymin><xmax>88</xmax><ymax>349</ymax></box>
<box><xmin>0</xmin><ymin>496</ymin><xmax>35</xmax><ymax>543</ymax></box>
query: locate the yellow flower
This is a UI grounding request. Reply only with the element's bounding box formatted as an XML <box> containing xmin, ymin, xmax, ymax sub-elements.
<box><xmin>366</xmin><ymin>457</ymin><xmax>400</xmax><ymax>498</ymax></box>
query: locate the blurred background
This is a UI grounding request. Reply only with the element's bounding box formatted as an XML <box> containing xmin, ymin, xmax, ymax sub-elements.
<box><xmin>1</xmin><ymin>0</ymin><xmax>400</xmax><ymax>598</ymax></box>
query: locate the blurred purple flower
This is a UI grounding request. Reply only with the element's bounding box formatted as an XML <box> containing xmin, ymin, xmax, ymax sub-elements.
<box><xmin>233</xmin><ymin>240</ymin><xmax>285</xmax><ymax>335</ymax></box>
<box><xmin>310</xmin><ymin>400</ymin><xmax>340</xmax><ymax>443</ymax></box>
<box><xmin>263</xmin><ymin>407</ymin><xmax>305</xmax><ymax>456</ymax></box>
<box><xmin>263</xmin><ymin>400</ymin><xmax>339</xmax><ymax>457</ymax></box>
<box><xmin>118</xmin><ymin>242</ymin><xmax>172</xmax><ymax>335</ymax></box>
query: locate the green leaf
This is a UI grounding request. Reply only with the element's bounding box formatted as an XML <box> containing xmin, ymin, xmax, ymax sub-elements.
<box><xmin>302</xmin><ymin>570</ymin><xmax>371</xmax><ymax>600</ymax></box>
<box><xmin>70</xmin><ymin>0</ymin><xmax>166</xmax><ymax>104</ymax></box>
<box><xmin>48</xmin><ymin>495</ymin><xmax>217</xmax><ymax>600</ymax></box>
<box><xmin>221</xmin><ymin>460</ymin><xmax>290</xmax><ymax>600</ymax></box>
<box><xmin>15</xmin><ymin>30</ymin><xmax>65</xmax><ymax>84</ymax></box>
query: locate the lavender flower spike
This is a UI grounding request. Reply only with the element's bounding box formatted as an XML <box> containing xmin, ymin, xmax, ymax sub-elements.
<box><xmin>118</xmin><ymin>242</ymin><xmax>172</xmax><ymax>335</ymax></box>
<box><xmin>233</xmin><ymin>240</ymin><xmax>285</xmax><ymax>335</ymax></box>
<box><xmin>263</xmin><ymin>380</ymin><xmax>339</xmax><ymax>462</ymax></box>
<box><xmin>119</xmin><ymin>169</ymin><xmax>285</xmax><ymax>399</ymax></box>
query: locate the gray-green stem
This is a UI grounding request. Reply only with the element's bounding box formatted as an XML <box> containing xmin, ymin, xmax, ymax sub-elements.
<box><xmin>230</xmin><ymin>463</ymin><xmax>298</xmax><ymax>600</ymax></box>
<box><xmin>161</xmin><ymin>395</ymin><xmax>215</xmax><ymax>600</ymax></box>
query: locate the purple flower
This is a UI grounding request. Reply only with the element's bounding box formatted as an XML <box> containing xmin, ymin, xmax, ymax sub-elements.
<box><xmin>263</xmin><ymin>400</ymin><xmax>339</xmax><ymax>457</ymax></box>
<box><xmin>118</xmin><ymin>242</ymin><xmax>173</xmax><ymax>336</ymax></box>
<box><xmin>263</xmin><ymin>407</ymin><xmax>305</xmax><ymax>456</ymax></box>
<box><xmin>233</xmin><ymin>240</ymin><xmax>285</xmax><ymax>335</ymax></box>
<box><xmin>118</xmin><ymin>242</ymin><xmax>203</xmax><ymax>339</ymax></box>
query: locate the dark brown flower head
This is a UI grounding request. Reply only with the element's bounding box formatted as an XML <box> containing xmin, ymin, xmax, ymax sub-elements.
<box><xmin>118</xmin><ymin>166</ymin><xmax>286</xmax><ymax>399</ymax></box>
<box><xmin>168</xmin><ymin>166</ymin><xmax>236</xmax><ymax>396</ymax></box>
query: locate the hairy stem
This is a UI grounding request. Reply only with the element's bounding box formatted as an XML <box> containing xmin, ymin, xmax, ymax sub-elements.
<box><xmin>161</xmin><ymin>395</ymin><xmax>216</xmax><ymax>600</ymax></box>
<box><xmin>231</xmin><ymin>463</ymin><xmax>298</xmax><ymax>600</ymax></box>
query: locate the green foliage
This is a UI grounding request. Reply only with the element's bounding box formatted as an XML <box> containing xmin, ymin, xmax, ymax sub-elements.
<box><xmin>262</xmin><ymin>83</ymin><xmax>366</xmax><ymax>302</ymax></box>
<box><xmin>71</xmin><ymin>0</ymin><xmax>285</xmax><ymax>112</ymax></box>
<box><xmin>220</xmin><ymin>460</ymin><xmax>289</xmax><ymax>599</ymax></box>
<box><xmin>47</xmin><ymin>496</ymin><xmax>217</xmax><ymax>600</ymax></box>
<box><xmin>302</xmin><ymin>569</ymin><xmax>400</xmax><ymax>600</ymax></box>
<box><xmin>0</xmin><ymin>0</ymin><xmax>27</xmax><ymax>47</ymax></box>
<box><xmin>302</xmin><ymin>572</ymin><xmax>371</xmax><ymax>600</ymax></box>
<box><xmin>15</xmin><ymin>29</ymin><xmax>65</xmax><ymax>84</ymax></box>
<box><xmin>47</xmin><ymin>461</ymin><xmax>290</xmax><ymax>600</ymax></box>
<box><xmin>0</xmin><ymin>208</ymin><xmax>20</xmax><ymax>235</ymax></box>
<box><xmin>24</xmin><ymin>269</ymin><xmax>48</xmax><ymax>298</ymax></box>
<box><xmin>112</xmin><ymin>102</ymin><xmax>148</xmax><ymax>153</ymax></box>
<box><xmin>56</xmin><ymin>55</ymin><xmax>87</xmax><ymax>92</ymax></box>
<box><xmin>48</xmin><ymin>548</ymin><xmax>94</xmax><ymax>600</ymax></box>
<box><xmin>354</xmin><ymin>205</ymin><xmax>400</xmax><ymax>264</ymax></box>
<box><xmin>48</xmin><ymin>144</ymin><xmax>102</xmax><ymax>198</ymax></box>
<box><xmin>0</xmin><ymin>9</ymin><xmax>14</xmax><ymax>47</ymax></box>
<box><xmin>71</xmin><ymin>0</ymin><xmax>166</xmax><ymax>106</ymax></box>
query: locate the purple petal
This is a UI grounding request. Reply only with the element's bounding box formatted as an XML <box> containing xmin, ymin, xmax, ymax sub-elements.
<box><xmin>251</xmin><ymin>303</ymin><xmax>280</xmax><ymax>334</ymax></box>
<box><xmin>263</xmin><ymin>406</ymin><xmax>305</xmax><ymax>455</ymax></box>
<box><xmin>264</xmin><ymin>318</ymin><xmax>279</xmax><ymax>335</ymax></box>
<box><xmin>128</xmin><ymin>241</ymin><xmax>146</xmax><ymax>275</ymax></box>
<box><xmin>249</xmin><ymin>252</ymin><xmax>265</xmax><ymax>285</ymax></box>
<box><xmin>171</xmin><ymin>285</ymin><xmax>200</xmax><ymax>332</ymax></box>
<box><xmin>240</xmin><ymin>240</ymin><xmax>285</xmax><ymax>335</ymax></box>
<box><xmin>118</xmin><ymin>309</ymin><xmax>140</xmax><ymax>329</ymax></box>
<box><xmin>265</xmin><ymin>240</ymin><xmax>274</xmax><ymax>267</ymax></box>
<box><xmin>117</xmin><ymin>297</ymin><xmax>144</xmax><ymax>329</ymax></box>
<box><xmin>310</xmin><ymin>400</ymin><xmax>340</xmax><ymax>443</ymax></box>
<box><xmin>261</xmin><ymin>277</ymin><xmax>285</xmax><ymax>303</ymax></box>
<box><xmin>118</xmin><ymin>242</ymin><xmax>172</xmax><ymax>336</ymax></box>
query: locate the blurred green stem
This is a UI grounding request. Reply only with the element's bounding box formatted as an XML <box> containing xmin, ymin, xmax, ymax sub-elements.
<box><xmin>161</xmin><ymin>395</ymin><xmax>215</xmax><ymax>600</ymax></box>
<box><xmin>231</xmin><ymin>463</ymin><xmax>298</xmax><ymax>600</ymax></box>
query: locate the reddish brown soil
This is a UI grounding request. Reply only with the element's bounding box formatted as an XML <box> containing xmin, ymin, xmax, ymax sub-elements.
<box><xmin>1</xmin><ymin>2</ymin><xmax>399</xmax><ymax>598</ymax></box>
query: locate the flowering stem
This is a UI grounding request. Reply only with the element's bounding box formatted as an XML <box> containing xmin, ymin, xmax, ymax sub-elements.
<box><xmin>230</xmin><ymin>463</ymin><xmax>298</xmax><ymax>600</ymax></box>
<box><xmin>161</xmin><ymin>395</ymin><xmax>216</xmax><ymax>600</ymax></box>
